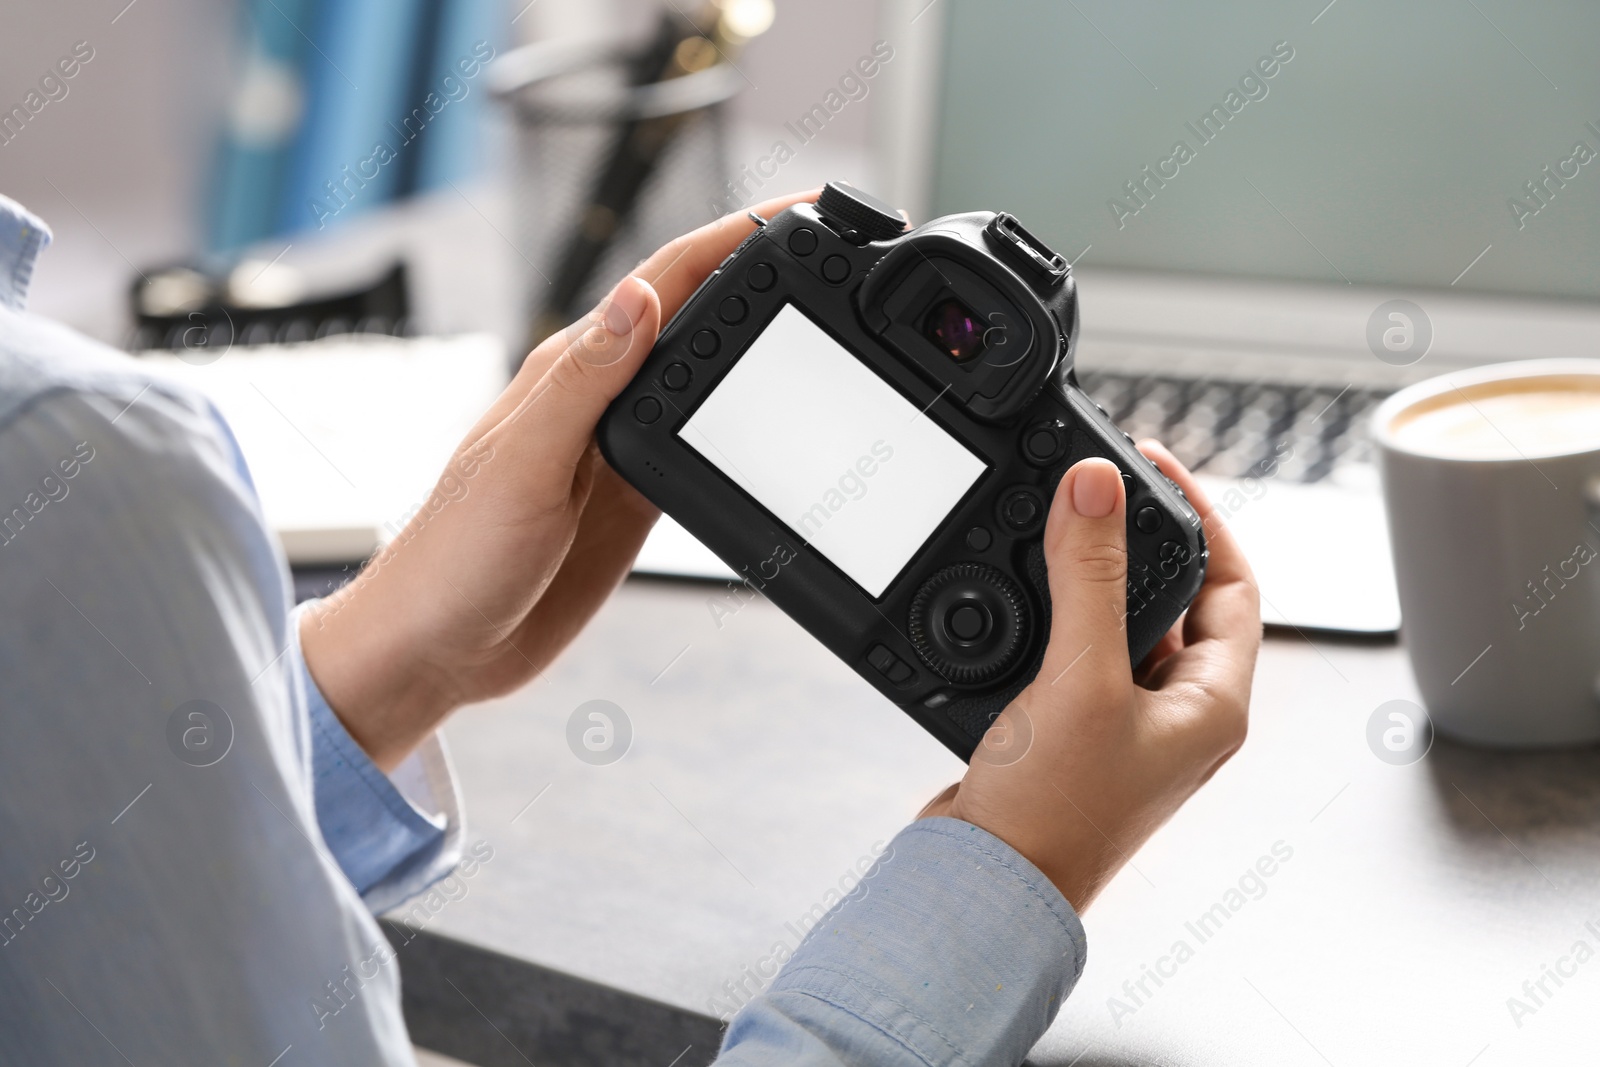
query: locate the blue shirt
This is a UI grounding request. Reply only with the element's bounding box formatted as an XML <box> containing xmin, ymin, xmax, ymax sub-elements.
<box><xmin>0</xmin><ymin>194</ymin><xmax>1086</xmax><ymax>1066</ymax></box>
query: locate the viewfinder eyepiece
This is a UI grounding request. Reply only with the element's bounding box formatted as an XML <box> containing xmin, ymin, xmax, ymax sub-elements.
<box><xmin>924</xmin><ymin>298</ymin><xmax>985</xmax><ymax>362</ymax></box>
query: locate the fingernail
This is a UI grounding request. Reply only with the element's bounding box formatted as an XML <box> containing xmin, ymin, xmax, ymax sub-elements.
<box><xmin>1071</xmin><ymin>459</ymin><xmax>1119</xmax><ymax>518</ymax></box>
<box><xmin>602</xmin><ymin>277</ymin><xmax>649</xmax><ymax>335</ymax></box>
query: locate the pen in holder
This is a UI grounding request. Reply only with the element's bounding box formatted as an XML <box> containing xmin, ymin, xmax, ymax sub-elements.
<box><xmin>491</xmin><ymin>2</ymin><xmax>770</xmax><ymax>362</ymax></box>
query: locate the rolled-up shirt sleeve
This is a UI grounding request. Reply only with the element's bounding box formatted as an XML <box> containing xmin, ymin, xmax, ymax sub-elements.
<box><xmin>293</xmin><ymin>602</ymin><xmax>465</xmax><ymax>913</ymax></box>
<box><xmin>715</xmin><ymin>817</ymin><xmax>1088</xmax><ymax>1066</ymax></box>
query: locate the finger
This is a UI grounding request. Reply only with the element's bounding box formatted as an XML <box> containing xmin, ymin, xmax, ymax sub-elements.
<box><xmin>489</xmin><ymin>275</ymin><xmax>663</xmax><ymax>483</ymax></box>
<box><xmin>1037</xmin><ymin>457</ymin><xmax>1132</xmax><ymax>691</ymax></box>
<box><xmin>489</xmin><ymin>188</ymin><xmax>826</xmax><ymax>429</ymax></box>
<box><xmin>1134</xmin><ymin>441</ymin><xmax>1260</xmax><ymax>691</ymax></box>
<box><xmin>636</xmin><ymin>188</ymin><xmax>822</xmax><ymax>317</ymax></box>
<box><xmin>459</xmin><ymin>279</ymin><xmax>640</xmax><ymax>445</ymax></box>
<box><xmin>1136</xmin><ymin>440</ymin><xmax>1252</xmax><ymax>587</ymax></box>
<box><xmin>511</xmin><ymin>450</ymin><xmax>660</xmax><ymax>663</ymax></box>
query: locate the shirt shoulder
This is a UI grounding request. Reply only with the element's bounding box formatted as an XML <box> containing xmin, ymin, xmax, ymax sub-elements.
<box><xmin>0</xmin><ymin>301</ymin><xmax>262</xmax><ymax>511</ymax></box>
<box><xmin>0</xmin><ymin>303</ymin><xmax>203</xmax><ymax>430</ymax></box>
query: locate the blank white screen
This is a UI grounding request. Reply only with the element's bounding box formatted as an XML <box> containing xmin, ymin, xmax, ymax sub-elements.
<box><xmin>679</xmin><ymin>304</ymin><xmax>987</xmax><ymax>597</ymax></box>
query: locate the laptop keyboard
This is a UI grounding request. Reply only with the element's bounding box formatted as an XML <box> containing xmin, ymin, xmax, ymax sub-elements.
<box><xmin>1075</xmin><ymin>370</ymin><xmax>1392</xmax><ymax>486</ymax></box>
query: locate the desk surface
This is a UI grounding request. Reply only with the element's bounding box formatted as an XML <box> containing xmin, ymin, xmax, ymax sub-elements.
<box><xmin>416</xmin><ymin>577</ymin><xmax>1600</xmax><ymax>1066</ymax></box>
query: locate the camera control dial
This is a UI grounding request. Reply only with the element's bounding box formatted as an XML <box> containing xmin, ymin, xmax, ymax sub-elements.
<box><xmin>908</xmin><ymin>563</ymin><xmax>1030</xmax><ymax>685</ymax></box>
<box><xmin>817</xmin><ymin>181</ymin><xmax>908</xmax><ymax>243</ymax></box>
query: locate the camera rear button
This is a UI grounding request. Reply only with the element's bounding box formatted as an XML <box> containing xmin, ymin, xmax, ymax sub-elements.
<box><xmin>1000</xmin><ymin>488</ymin><xmax>1044</xmax><ymax>532</ymax></box>
<box><xmin>1022</xmin><ymin>422</ymin><xmax>1066</xmax><ymax>465</ymax></box>
<box><xmin>788</xmin><ymin>227</ymin><xmax>818</xmax><ymax>256</ymax></box>
<box><xmin>633</xmin><ymin>396</ymin><xmax>662</xmax><ymax>424</ymax></box>
<box><xmin>965</xmin><ymin>526</ymin><xmax>992</xmax><ymax>551</ymax></box>
<box><xmin>718</xmin><ymin>295</ymin><xmax>749</xmax><ymax>325</ymax></box>
<box><xmin>1007</xmin><ymin>497</ymin><xmax>1038</xmax><ymax>526</ymax></box>
<box><xmin>746</xmin><ymin>262</ymin><xmax>777</xmax><ymax>292</ymax></box>
<box><xmin>1135</xmin><ymin>505</ymin><xmax>1163</xmax><ymax>534</ymax></box>
<box><xmin>867</xmin><ymin>643</ymin><xmax>916</xmax><ymax>686</ymax></box>
<box><xmin>662</xmin><ymin>362</ymin><xmax>692</xmax><ymax>391</ymax></box>
<box><xmin>946</xmin><ymin>603</ymin><xmax>991</xmax><ymax>643</ymax></box>
<box><xmin>690</xmin><ymin>329</ymin><xmax>720</xmax><ymax>358</ymax></box>
<box><xmin>821</xmin><ymin>255</ymin><xmax>851</xmax><ymax>284</ymax></box>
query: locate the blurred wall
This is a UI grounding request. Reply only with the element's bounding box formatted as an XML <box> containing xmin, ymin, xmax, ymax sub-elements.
<box><xmin>0</xmin><ymin>0</ymin><xmax>234</xmax><ymax>337</ymax></box>
<box><xmin>0</xmin><ymin>0</ymin><xmax>886</xmax><ymax>343</ymax></box>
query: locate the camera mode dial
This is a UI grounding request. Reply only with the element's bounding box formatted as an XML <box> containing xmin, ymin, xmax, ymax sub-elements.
<box><xmin>817</xmin><ymin>181</ymin><xmax>907</xmax><ymax>243</ymax></box>
<box><xmin>908</xmin><ymin>563</ymin><xmax>1030</xmax><ymax>685</ymax></box>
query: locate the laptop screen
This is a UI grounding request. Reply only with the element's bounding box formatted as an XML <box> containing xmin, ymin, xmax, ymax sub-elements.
<box><xmin>929</xmin><ymin>1</ymin><xmax>1600</xmax><ymax>302</ymax></box>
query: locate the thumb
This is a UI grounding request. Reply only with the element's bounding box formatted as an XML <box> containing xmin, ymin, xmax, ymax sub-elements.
<box><xmin>501</xmin><ymin>274</ymin><xmax>662</xmax><ymax>470</ymax></box>
<box><xmin>1037</xmin><ymin>458</ymin><xmax>1131</xmax><ymax>689</ymax></box>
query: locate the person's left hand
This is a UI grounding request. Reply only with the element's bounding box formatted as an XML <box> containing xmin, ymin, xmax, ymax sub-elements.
<box><xmin>301</xmin><ymin>190</ymin><xmax>821</xmax><ymax>770</ymax></box>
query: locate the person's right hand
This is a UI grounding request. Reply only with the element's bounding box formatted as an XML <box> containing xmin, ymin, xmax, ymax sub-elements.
<box><xmin>918</xmin><ymin>441</ymin><xmax>1261</xmax><ymax>911</ymax></box>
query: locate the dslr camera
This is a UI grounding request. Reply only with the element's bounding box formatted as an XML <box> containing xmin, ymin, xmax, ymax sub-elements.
<box><xmin>599</xmin><ymin>183</ymin><xmax>1205</xmax><ymax>760</ymax></box>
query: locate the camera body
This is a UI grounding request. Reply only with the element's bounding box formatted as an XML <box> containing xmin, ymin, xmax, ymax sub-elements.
<box><xmin>598</xmin><ymin>183</ymin><xmax>1206</xmax><ymax>760</ymax></box>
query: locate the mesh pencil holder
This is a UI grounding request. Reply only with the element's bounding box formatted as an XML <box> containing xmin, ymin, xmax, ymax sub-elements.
<box><xmin>490</xmin><ymin>38</ymin><xmax>740</xmax><ymax>349</ymax></box>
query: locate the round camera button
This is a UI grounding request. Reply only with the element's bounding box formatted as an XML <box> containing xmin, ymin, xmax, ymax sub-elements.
<box><xmin>746</xmin><ymin>262</ymin><xmax>777</xmax><ymax>292</ymax></box>
<box><xmin>633</xmin><ymin>396</ymin><xmax>662</xmax><ymax>424</ymax></box>
<box><xmin>946</xmin><ymin>602</ymin><xmax>990</xmax><ymax>643</ymax></box>
<box><xmin>690</xmin><ymin>328</ymin><xmax>720</xmax><ymax>358</ymax></box>
<box><xmin>1022</xmin><ymin>422</ymin><xmax>1065</xmax><ymax>465</ymax></box>
<box><xmin>1135</xmin><ymin>505</ymin><xmax>1163</xmax><ymax>534</ymax></box>
<box><xmin>999</xmin><ymin>488</ymin><xmax>1044</xmax><ymax>532</ymax></box>
<box><xmin>965</xmin><ymin>526</ymin><xmax>992</xmax><ymax>551</ymax></box>
<box><xmin>662</xmin><ymin>362</ymin><xmax>692</xmax><ymax>391</ymax></box>
<box><xmin>821</xmin><ymin>254</ymin><xmax>851</xmax><ymax>284</ymax></box>
<box><xmin>788</xmin><ymin>227</ymin><xmax>818</xmax><ymax>256</ymax></box>
<box><xmin>718</xmin><ymin>295</ymin><xmax>749</xmax><ymax>325</ymax></box>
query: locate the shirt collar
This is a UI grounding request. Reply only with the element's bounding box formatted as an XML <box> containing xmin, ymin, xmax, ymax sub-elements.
<box><xmin>0</xmin><ymin>193</ymin><xmax>52</xmax><ymax>312</ymax></box>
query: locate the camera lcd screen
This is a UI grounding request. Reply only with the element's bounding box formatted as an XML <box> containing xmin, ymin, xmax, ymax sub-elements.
<box><xmin>679</xmin><ymin>303</ymin><xmax>987</xmax><ymax>597</ymax></box>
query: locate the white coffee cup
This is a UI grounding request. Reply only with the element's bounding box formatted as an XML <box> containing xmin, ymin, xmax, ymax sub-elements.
<box><xmin>1372</xmin><ymin>358</ymin><xmax>1600</xmax><ymax>747</ymax></box>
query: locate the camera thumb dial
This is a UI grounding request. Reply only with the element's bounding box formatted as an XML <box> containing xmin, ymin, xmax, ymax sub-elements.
<box><xmin>907</xmin><ymin>563</ymin><xmax>1030</xmax><ymax>685</ymax></box>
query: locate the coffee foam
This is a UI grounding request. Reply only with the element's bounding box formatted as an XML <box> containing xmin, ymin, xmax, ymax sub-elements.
<box><xmin>1388</xmin><ymin>374</ymin><xmax>1600</xmax><ymax>460</ymax></box>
